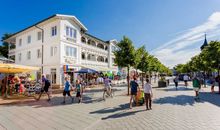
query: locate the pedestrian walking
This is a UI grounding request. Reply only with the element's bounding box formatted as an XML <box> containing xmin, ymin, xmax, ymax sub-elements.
<box><xmin>36</xmin><ymin>74</ymin><xmax>51</xmax><ymax>101</ymax></box>
<box><xmin>183</xmin><ymin>74</ymin><xmax>189</xmax><ymax>87</ymax></box>
<box><xmin>173</xmin><ymin>76</ymin><xmax>179</xmax><ymax>90</ymax></box>
<box><xmin>192</xmin><ymin>76</ymin><xmax>201</xmax><ymax>101</ymax></box>
<box><xmin>215</xmin><ymin>75</ymin><xmax>220</xmax><ymax>94</ymax></box>
<box><xmin>210</xmin><ymin>76</ymin><xmax>215</xmax><ymax>93</ymax></box>
<box><xmin>129</xmin><ymin>77</ymin><xmax>140</xmax><ymax>109</ymax></box>
<box><xmin>75</xmin><ymin>80</ymin><xmax>83</xmax><ymax>103</ymax></box>
<box><xmin>62</xmin><ymin>77</ymin><xmax>74</xmax><ymax>104</ymax></box>
<box><xmin>144</xmin><ymin>79</ymin><xmax>153</xmax><ymax>110</ymax></box>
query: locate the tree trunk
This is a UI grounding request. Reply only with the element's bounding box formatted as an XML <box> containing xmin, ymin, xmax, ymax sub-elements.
<box><xmin>127</xmin><ymin>67</ymin><xmax>130</xmax><ymax>95</ymax></box>
<box><xmin>142</xmin><ymin>72</ymin><xmax>144</xmax><ymax>88</ymax></box>
<box><xmin>204</xmin><ymin>70</ymin><xmax>206</xmax><ymax>88</ymax></box>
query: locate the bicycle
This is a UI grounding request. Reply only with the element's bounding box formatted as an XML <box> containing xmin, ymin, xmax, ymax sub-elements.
<box><xmin>103</xmin><ymin>84</ymin><xmax>115</xmax><ymax>101</ymax></box>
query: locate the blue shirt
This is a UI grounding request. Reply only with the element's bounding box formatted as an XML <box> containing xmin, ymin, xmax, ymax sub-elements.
<box><xmin>64</xmin><ymin>81</ymin><xmax>71</xmax><ymax>91</ymax></box>
<box><xmin>130</xmin><ymin>80</ymin><xmax>138</xmax><ymax>93</ymax></box>
<box><xmin>76</xmin><ymin>84</ymin><xmax>81</xmax><ymax>92</ymax></box>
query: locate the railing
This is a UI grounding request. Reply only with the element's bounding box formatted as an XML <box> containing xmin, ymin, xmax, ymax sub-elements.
<box><xmin>8</xmin><ymin>49</ymin><xmax>15</xmax><ymax>56</ymax></box>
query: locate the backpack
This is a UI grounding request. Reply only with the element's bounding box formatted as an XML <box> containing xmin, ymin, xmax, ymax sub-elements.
<box><xmin>45</xmin><ymin>79</ymin><xmax>51</xmax><ymax>88</ymax></box>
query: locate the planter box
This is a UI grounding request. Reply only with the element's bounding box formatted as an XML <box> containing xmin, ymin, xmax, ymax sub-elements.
<box><xmin>158</xmin><ymin>81</ymin><xmax>167</xmax><ymax>87</ymax></box>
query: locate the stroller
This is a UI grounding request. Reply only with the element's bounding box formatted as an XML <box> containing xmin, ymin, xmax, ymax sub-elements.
<box><xmin>134</xmin><ymin>90</ymin><xmax>145</xmax><ymax>106</ymax></box>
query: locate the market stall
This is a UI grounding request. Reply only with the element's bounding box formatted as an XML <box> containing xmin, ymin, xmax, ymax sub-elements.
<box><xmin>0</xmin><ymin>63</ymin><xmax>39</xmax><ymax>98</ymax></box>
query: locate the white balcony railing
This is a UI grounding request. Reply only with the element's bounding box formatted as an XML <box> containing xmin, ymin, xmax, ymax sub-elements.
<box><xmin>8</xmin><ymin>49</ymin><xmax>15</xmax><ymax>56</ymax></box>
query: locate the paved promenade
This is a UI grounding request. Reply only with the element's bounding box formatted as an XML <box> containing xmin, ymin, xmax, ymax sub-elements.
<box><xmin>0</xmin><ymin>82</ymin><xmax>220</xmax><ymax>130</ymax></box>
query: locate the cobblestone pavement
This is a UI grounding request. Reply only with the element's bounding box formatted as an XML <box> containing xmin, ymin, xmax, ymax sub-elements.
<box><xmin>1</xmin><ymin>82</ymin><xmax>220</xmax><ymax>130</ymax></box>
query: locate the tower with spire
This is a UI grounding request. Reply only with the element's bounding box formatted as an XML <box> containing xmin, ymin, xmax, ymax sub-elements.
<box><xmin>200</xmin><ymin>33</ymin><xmax>208</xmax><ymax>50</ymax></box>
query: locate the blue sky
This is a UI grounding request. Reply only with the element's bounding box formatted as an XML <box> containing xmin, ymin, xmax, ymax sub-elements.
<box><xmin>1</xmin><ymin>0</ymin><xmax>220</xmax><ymax>67</ymax></box>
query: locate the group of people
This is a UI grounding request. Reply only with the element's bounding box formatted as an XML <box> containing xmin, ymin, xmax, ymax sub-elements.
<box><xmin>129</xmin><ymin>77</ymin><xmax>153</xmax><ymax>110</ymax></box>
<box><xmin>173</xmin><ymin>73</ymin><xmax>220</xmax><ymax>101</ymax></box>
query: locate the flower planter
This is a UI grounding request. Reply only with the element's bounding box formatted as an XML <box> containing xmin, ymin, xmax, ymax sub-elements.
<box><xmin>158</xmin><ymin>80</ymin><xmax>167</xmax><ymax>87</ymax></box>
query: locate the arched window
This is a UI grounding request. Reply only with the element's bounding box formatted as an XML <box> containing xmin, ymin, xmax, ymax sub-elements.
<box><xmin>88</xmin><ymin>39</ymin><xmax>96</xmax><ymax>46</ymax></box>
<box><xmin>87</xmin><ymin>54</ymin><xmax>96</xmax><ymax>61</ymax></box>
<box><xmin>105</xmin><ymin>58</ymin><xmax>108</xmax><ymax>63</ymax></box>
<box><xmin>81</xmin><ymin>37</ymin><xmax>86</xmax><ymax>43</ymax></box>
<box><xmin>81</xmin><ymin>52</ymin><xmax>85</xmax><ymax>59</ymax></box>
<box><xmin>97</xmin><ymin>43</ymin><xmax>104</xmax><ymax>49</ymax></box>
<box><xmin>97</xmin><ymin>56</ymin><xmax>104</xmax><ymax>62</ymax></box>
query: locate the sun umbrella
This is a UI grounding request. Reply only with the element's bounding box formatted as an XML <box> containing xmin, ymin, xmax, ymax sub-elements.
<box><xmin>0</xmin><ymin>63</ymin><xmax>40</xmax><ymax>98</ymax></box>
<box><xmin>0</xmin><ymin>63</ymin><xmax>39</xmax><ymax>73</ymax></box>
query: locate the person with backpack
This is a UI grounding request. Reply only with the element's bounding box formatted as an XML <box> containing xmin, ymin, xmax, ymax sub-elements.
<box><xmin>192</xmin><ymin>76</ymin><xmax>201</xmax><ymax>101</ymax></box>
<box><xmin>62</xmin><ymin>77</ymin><xmax>74</xmax><ymax>104</ymax></box>
<box><xmin>36</xmin><ymin>74</ymin><xmax>51</xmax><ymax>101</ymax></box>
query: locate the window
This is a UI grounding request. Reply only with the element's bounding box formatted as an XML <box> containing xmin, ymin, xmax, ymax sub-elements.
<box><xmin>27</xmin><ymin>35</ymin><xmax>31</xmax><ymax>44</ymax></box>
<box><xmin>37</xmin><ymin>31</ymin><xmax>42</xmax><ymax>41</ymax></box>
<box><xmin>50</xmin><ymin>46</ymin><xmax>57</xmax><ymax>57</ymax></box>
<box><xmin>19</xmin><ymin>39</ymin><xmax>22</xmax><ymax>46</ymax></box>
<box><xmin>50</xmin><ymin>47</ymin><xmax>53</xmax><ymax>56</ymax></box>
<box><xmin>27</xmin><ymin>51</ymin><xmax>31</xmax><ymax>60</ymax></box>
<box><xmin>66</xmin><ymin>26</ymin><xmax>77</xmax><ymax>38</ymax></box>
<box><xmin>18</xmin><ymin>53</ymin><xmax>22</xmax><ymax>61</ymax></box>
<box><xmin>51</xmin><ymin>26</ymin><xmax>57</xmax><ymax>36</ymax></box>
<box><xmin>37</xmin><ymin>49</ymin><xmax>41</xmax><ymax>58</ymax></box>
<box><xmin>81</xmin><ymin>52</ymin><xmax>85</xmax><ymax>59</ymax></box>
<box><xmin>65</xmin><ymin>46</ymin><xmax>77</xmax><ymax>57</ymax></box>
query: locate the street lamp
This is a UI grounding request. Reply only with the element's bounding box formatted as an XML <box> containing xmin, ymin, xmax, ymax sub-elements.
<box><xmin>35</xmin><ymin>25</ymin><xmax>44</xmax><ymax>75</ymax></box>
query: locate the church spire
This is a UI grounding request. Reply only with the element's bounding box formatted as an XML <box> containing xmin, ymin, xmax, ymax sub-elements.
<box><xmin>200</xmin><ymin>33</ymin><xmax>208</xmax><ymax>50</ymax></box>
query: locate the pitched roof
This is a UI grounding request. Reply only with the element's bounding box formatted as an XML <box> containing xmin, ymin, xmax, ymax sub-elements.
<box><xmin>200</xmin><ymin>34</ymin><xmax>208</xmax><ymax>50</ymax></box>
<box><xmin>4</xmin><ymin>14</ymin><xmax>87</xmax><ymax>42</ymax></box>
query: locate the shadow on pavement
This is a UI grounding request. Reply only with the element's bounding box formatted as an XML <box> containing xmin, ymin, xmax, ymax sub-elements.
<box><xmin>199</xmin><ymin>92</ymin><xmax>220</xmax><ymax>107</ymax></box>
<box><xmin>101</xmin><ymin>109</ymin><xmax>145</xmax><ymax>120</ymax></box>
<box><xmin>153</xmin><ymin>95</ymin><xmax>198</xmax><ymax>106</ymax></box>
<box><xmin>156</xmin><ymin>86</ymin><xmax>193</xmax><ymax>92</ymax></box>
<box><xmin>90</xmin><ymin>103</ymin><xmax>130</xmax><ymax>114</ymax></box>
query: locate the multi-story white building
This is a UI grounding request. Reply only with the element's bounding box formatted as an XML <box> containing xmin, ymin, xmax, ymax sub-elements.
<box><xmin>5</xmin><ymin>14</ymin><xmax>119</xmax><ymax>87</ymax></box>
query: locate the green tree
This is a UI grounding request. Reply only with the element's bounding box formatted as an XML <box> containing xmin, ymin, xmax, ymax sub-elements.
<box><xmin>114</xmin><ymin>36</ymin><xmax>136</xmax><ymax>95</ymax></box>
<box><xmin>0</xmin><ymin>33</ymin><xmax>14</xmax><ymax>58</ymax></box>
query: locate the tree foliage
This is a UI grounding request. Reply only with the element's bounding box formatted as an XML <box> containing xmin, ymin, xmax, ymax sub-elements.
<box><xmin>174</xmin><ymin>41</ymin><xmax>220</xmax><ymax>73</ymax></box>
<box><xmin>0</xmin><ymin>33</ymin><xmax>14</xmax><ymax>58</ymax></box>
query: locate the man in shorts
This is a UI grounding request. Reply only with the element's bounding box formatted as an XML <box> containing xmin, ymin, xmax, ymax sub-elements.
<box><xmin>129</xmin><ymin>77</ymin><xmax>140</xmax><ymax>109</ymax></box>
<box><xmin>103</xmin><ymin>76</ymin><xmax>112</xmax><ymax>100</ymax></box>
<box><xmin>62</xmin><ymin>77</ymin><xmax>74</xmax><ymax>104</ymax></box>
<box><xmin>36</xmin><ymin>74</ymin><xmax>51</xmax><ymax>101</ymax></box>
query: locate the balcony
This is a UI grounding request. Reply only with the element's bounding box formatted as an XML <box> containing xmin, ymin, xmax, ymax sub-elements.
<box><xmin>8</xmin><ymin>49</ymin><xmax>15</xmax><ymax>56</ymax></box>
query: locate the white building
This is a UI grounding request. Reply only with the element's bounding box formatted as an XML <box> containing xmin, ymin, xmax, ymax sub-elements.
<box><xmin>5</xmin><ymin>14</ymin><xmax>119</xmax><ymax>87</ymax></box>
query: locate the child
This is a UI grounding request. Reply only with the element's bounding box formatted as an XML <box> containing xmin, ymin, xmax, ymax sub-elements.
<box><xmin>144</xmin><ymin>79</ymin><xmax>153</xmax><ymax>110</ymax></box>
<box><xmin>75</xmin><ymin>80</ymin><xmax>83</xmax><ymax>103</ymax></box>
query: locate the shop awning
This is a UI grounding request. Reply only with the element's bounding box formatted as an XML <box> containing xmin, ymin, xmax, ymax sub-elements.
<box><xmin>75</xmin><ymin>68</ymin><xmax>98</xmax><ymax>73</ymax></box>
<box><xmin>0</xmin><ymin>63</ymin><xmax>40</xmax><ymax>73</ymax></box>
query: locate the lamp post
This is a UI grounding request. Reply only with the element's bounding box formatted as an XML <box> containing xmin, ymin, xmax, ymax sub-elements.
<box><xmin>35</xmin><ymin>25</ymin><xmax>44</xmax><ymax>75</ymax></box>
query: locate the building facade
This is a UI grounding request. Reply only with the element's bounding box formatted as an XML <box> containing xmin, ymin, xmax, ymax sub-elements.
<box><xmin>5</xmin><ymin>14</ymin><xmax>119</xmax><ymax>87</ymax></box>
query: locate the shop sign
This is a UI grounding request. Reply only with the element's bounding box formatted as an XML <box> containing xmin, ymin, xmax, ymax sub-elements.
<box><xmin>63</xmin><ymin>65</ymin><xmax>69</xmax><ymax>72</ymax></box>
<box><xmin>64</xmin><ymin>56</ymin><xmax>76</xmax><ymax>64</ymax></box>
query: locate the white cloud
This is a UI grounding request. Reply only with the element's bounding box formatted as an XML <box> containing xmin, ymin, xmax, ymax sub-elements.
<box><xmin>151</xmin><ymin>12</ymin><xmax>220</xmax><ymax>68</ymax></box>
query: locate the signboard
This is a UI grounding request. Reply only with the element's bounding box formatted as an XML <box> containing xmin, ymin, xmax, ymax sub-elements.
<box><xmin>63</xmin><ymin>65</ymin><xmax>69</xmax><ymax>72</ymax></box>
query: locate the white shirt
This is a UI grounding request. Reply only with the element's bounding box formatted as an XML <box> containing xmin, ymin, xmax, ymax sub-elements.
<box><xmin>183</xmin><ymin>75</ymin><xmax>189</xmax><ymax>81</ymax></box>
<box><xmin>144</xmin><ymin>83</ymin><xmax>152</xmax><ymax>94</ymax></box>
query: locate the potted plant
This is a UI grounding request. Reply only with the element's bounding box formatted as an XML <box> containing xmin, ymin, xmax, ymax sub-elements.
<box><xmin>158</xmin><ymin>76</ymin><xmax>167</xmax><ymax>87</ymax></box>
